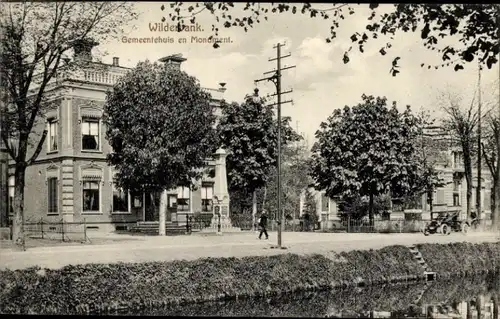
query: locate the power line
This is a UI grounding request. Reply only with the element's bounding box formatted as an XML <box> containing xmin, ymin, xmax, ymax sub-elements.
<box><xmin>255</xmin><ymin>42</ymin><xmax>295</xmax><ymax>249</ymax></box>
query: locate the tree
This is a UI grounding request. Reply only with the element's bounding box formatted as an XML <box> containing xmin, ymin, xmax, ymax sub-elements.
<box><xmin>310</xmin><ymin>94</ymin><xmax>423</xmax><ymax>225</ymax></box>
<box><xmin>301</xmin><ymin>188</ymin><xmax>318</xmax><ymax>231</ymax></box>
<box><xmin>161</xmin><ymin>3</ymin><xmax>499</xmax><ymax>74</ymax></box>
<box><xmin>482</xmin><ymin>114</ymin><xmax>500</xmax><ymax>229</ymax></box>
<box><xmin>0</xmin><ymin>1</ymin><xmax>137</xmax><ymax>247</ymax></box>
<box><xmin>217</xmin><ymin>90</ymin><xmax>300</xmax><ymax>230</ymax></box>
<box><xmin>104</xmin><ymin>60</ymin><xmax>218</xmax><ymax>236</ymax></box>
<box><xmin>414</xmin><ymin>110</ymin><xmax>448</xmax><ymax>218</ymax></box>
<box><xmin>440</xmin><ymin>91</ymin><xmax>479</xmax><ymax>220</ymax></box>
<box><xmin>264</xmin><ymin>139</ymin><xmax>312</xmax><ymax>225</ymax></box>
<box><xmin>340</xmin><ymin>194</ymin><xmax>391</xmax><ymax>221</ymax></box>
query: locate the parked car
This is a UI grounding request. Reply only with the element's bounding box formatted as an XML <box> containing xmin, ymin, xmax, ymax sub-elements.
<box><xmin>422</xmin><ymin>212</ymin><xmax>470</xmax><ymax>236</ymax></box>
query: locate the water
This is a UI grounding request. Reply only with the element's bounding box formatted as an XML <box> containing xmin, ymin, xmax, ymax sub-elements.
<box><xmin>116</xmin><ymin>275</ymin><xmax>499</xmax><ymax>317</ymax></box>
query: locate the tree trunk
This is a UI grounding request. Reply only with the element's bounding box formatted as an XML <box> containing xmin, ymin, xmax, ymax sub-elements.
<box><xmin>12</xmin><ymin>164</ymin><xmax>27</xmax><ymax>249</ymax></box>
<box><xmin>493</xmin><ymin>295</ymin><xmax>498</xmax><ymax>319</ymax></box>
<box><xmin>464</xmin><ymin>150</ymin><xmax>474</xmax><ymax>220</ymax></box>
<box><xmin>369</xmin><ymin>191</ymin><xmax>374</xmax><ymax>226</ymax></box>
<box><xmin>262</xmin><ymin>186</ymin><xmax>267</xmax><ymax>211</ymax></box>
<box><xmin>252</xmin><ymin>190</ymin><xmax>257</xmax><ymax>231</ymax></box>
<box><xmin>158</xmin><ymin>189</ymin><xmax>168</xmax><ymax>236</ymax></box>
<box><xmin>492</xmin><ymin>173</ymin><xmax>500</xmax><ymax>230</ymax></box>
<box><xmin>466</xmin><ymin>301</ymin><xmax>472</xmax><ymax>319</ymax></box>
<box><xmin>476</xmin><ymin>296</ymin><xmax>482</xmax><ymax>319</ymax></box>
<box><xmin>428</xmin><ymin>191</ymin><xmax>434</xmax><ymax>220</ymax></box>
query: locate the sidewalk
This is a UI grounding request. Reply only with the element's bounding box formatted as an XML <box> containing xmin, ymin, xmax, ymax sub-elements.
<box><xmin>0</xmin><ymin>231</ymin><xmax>498</xmax><ymax>270</ymax></box>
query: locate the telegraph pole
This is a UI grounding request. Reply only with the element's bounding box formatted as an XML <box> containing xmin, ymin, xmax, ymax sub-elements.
<box><xmin>476</xmin><ymin>62</ymin><xmax>482</xmax><ymax>225</ymax></box>
<box><xmin>255</xmin><ymin>42</ymin><xmax>295</xmax><ymax>248</ymax></box>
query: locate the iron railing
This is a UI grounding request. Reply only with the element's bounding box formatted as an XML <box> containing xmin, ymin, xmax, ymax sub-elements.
<box><xmin>21</xmin><ymin>218</ymin><xmax>138</xmax><ymax>243</ymax></box>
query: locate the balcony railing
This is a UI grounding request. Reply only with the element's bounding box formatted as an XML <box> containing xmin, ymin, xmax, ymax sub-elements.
<box><xmin>29</xmin><ymin>62</ymin><xmax>225</xmax><ymax>102</ymax></box>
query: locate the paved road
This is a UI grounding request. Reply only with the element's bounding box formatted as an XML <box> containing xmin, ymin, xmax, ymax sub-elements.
<box><xmin>0</xmin><ymin>231</ymin><xmax>498</xmax><ymax>270</ymax></box>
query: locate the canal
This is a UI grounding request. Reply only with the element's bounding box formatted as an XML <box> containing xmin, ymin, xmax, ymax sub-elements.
<box><xmin>117</xmin><ymin>274</ymin><xmax>499</xmax><ymax>317</ymax></box>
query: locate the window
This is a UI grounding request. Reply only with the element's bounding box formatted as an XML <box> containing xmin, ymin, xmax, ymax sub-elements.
<box><xmin>112</xmin><ymin>183</ymin><xmax>129</xmax><ymax>213</ymax></box>
<box><xmin>133</xmin><ymin>194</ymin><xmax>143</xmax><ymax>208</ymax></box>
<box><xmin>201</xmin><ymin>183</ymin><xmax>213</xmax><ymax>212</ymax></box>
<box><xmin>47</xmin><ymin>177</ymin><xmax>58</xmax><ymax>213</ymax></box>
<box><xmin>48</xmin><ymin>120</ymin><xmax>58</xmax><ymax>152</ymax></box>
<box><xmin>82</xmin><ymin>181</ymin><xmax>100</xmax><ymax>212</ymax></box>
<box><xmin>81</xmin><ymin>119</ymin><xmax>100</xmax><ymax>150</ymax></box>
<box><xmin>453</xmin><ymin>151</ymin><xmax>463</xmax><ymax>168</ymax></box>
<box><xmin>177</xmin><ymin>186</ymin><xmax>190</xmax><ymax>212</ymax></box>
<box><xmin>436</xmin><ymin>189</ymin><xmax>445</xmax><ymax>205</ymax></box>
<box><xmin>453</xmin><ymin>193</ymin><xmax>460</xmax><ymax>206</ymax></box>
<box><xmin>8</xmin><ymin>176</ymin><xmax>14</xmax><ymax>215</ymax></box>
<box><xmin>167</xmin><ymin>194</ymin><xmax>177</xmax><ymax>209</ymax></box>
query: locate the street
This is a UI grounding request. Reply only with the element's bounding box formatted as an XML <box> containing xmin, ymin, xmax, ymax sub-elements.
<box><xmin>0</xmin><ymin>231</ymin><xmax>498</xmax><ymax>270</ymax></box>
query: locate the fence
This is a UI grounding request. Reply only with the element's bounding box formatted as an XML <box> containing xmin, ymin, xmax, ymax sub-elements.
<box><xmin>22</xmin><ymin>218</ymin><xmax>138</xmax><ymax>243</ymax></box>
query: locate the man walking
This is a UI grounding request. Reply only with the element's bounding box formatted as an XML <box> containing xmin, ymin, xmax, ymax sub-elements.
<box><xmin>258</xmin><ymin>212</ymin><xmax>269</xmax><ymax>240</ymax></box>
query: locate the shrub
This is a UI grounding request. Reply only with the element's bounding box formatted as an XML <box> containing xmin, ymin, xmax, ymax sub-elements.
<box><xmin>416</xmin><ymin>242</ymin><xmax>500</xmax><ymax>278</ymax></box>
<box><xmin>0</xmin><ymin>243</ymin><xmax>498</xmax><ymax>314</ymax></box>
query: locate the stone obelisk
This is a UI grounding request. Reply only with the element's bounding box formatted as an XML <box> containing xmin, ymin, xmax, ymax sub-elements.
<box><xmin>212</xmin><ymin>148</ymin><xmax>233</xmax><ymax>231</ymax></box>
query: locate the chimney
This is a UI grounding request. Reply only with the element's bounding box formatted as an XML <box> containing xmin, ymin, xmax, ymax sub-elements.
<box><xmin>218</xmin><ymin>82</ymin><xmax>227</xmax><ymax>93</ymax></box>
<box><xmin>159</xmin><ymin>53</ymin><xmax>187</xmax><ymax>70</ymax></box>
<box><xmin>112</xmin><ymin>57</ymin><xmax>119</xmax><ymax>67</ymax></box>
<box><xmin>73</xmin><ymin>38</ymin><xmax>99</xmax><ymax>62</ymax></box>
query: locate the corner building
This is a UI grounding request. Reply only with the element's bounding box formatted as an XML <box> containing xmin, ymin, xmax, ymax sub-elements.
<box><xmin>7</xmin><ymin>40</ymin><xmax>229</xmax><ymax>232</ymax></box>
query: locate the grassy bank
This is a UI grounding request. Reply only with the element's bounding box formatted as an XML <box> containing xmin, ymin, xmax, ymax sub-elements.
<box><xmin>0</xmin><ymin>242</ymin><xmax>499</xmax><ymax>315</ymax></box>
<box><xmin>417</xmin><ymin>242</ymin><xmax>500</xmax><ymax>278</ymax></box>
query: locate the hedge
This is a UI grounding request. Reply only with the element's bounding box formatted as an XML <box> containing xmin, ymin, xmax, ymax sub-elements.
<box><xmin>0</xmin><ymin>242</ymin><xmax>499</xmax><ymax>315</ymax></box>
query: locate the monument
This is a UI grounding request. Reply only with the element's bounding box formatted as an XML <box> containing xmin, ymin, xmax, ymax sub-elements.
<box><xmin>211</xmin><ymin>148</ymin><xmax>238</xmax><ymax>232</ymax></box>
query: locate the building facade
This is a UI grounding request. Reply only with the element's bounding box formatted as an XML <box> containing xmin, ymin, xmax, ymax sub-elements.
<box><xmin>7</xmin><ymin>40</ymin><xmax>229</xmax><ymax>232</ymax></box>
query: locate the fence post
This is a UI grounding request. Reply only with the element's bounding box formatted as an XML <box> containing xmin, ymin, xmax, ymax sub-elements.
<box><xmin>40</xmin><ymin>217</ymin><xmax>44</xmax><ymax>239</ymax></box>
<box><xmin>61</xmin><ymin>218</ymin><xmax>65</xmax><ymax>242</ymax></box>
<box><xmin>348</xmin><ymin>215</ymin><xmax>351</xmax><ymax>233</ymax></box>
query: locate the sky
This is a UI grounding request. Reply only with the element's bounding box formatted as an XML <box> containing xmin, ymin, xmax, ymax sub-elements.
<box><xmin>99</xmin><ymin>2</ymin><xmax>500</xmax><ymax>146</ymax></box>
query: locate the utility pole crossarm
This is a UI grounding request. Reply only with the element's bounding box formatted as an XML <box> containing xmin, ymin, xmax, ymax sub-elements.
<box><xmin>267</xmin><ymin>89</ymin><xmax>293</xmax><ymax>98</ymax></box>
<box><xmin>268</xmin><ymin>100</ymin><xmax>293</xmax><ymax>107</ymax></box>
<box><xmin>269</xmin><ymin>53</ymin><xmax>291</xmax><ymax>61</ymax></box>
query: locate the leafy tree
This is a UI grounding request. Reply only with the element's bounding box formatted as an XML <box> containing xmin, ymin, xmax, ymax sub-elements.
<box><xmin>0</xmin><ymin>1</ymin><xmax>137</xmax><ymax>247</ymax></box>
<box><xmin>104</xmin><ymin>60</ymin><xmax>218</xmax><ymax>236</ymax></box>
<box><xmin>301</xmin><ymin>188</ymin><xmax>318</xmax><ymax>231</ymax></box>
<box><xmin>440</xmin><ymin>90</ymin><xmax>479</xmax><ymax>220</ymax></box>
<box><xmin>482</xmin><ymin>113</ymin><xmax>500</xmax><ymax>229</ymax></box>
<box><xmin>161</xmin><ymin>3</ymin><xmax>499</xmax><ymax>74</ymax></box>
<box><xmin>217</xmin><ymin>89</ymin><xmax>300</xmax><ymax>229</ymax></box>
<box><xmin>414</xmin><ymin>110</ymin><xmax>448</xmax><ymax>218</ymax></box>
<box><xmin>310</xmin><ymin>94</ymin><xmax>423</xmax><ymax>225</ymax></box>
<box><xmin>339</xmin><ymin>194</ymin><xmax>391</xmax><ymax>221</ymax></box>
<box><xmin>264</xmin><ymin>139</ymin><xmax>312</xmax><ymax>225</ymax></box>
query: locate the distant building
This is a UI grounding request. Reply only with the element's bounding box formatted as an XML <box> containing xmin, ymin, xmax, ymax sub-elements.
<box><xmin>6</xmin><ymin>39</ymin><xmax>229</xmax><ymax>232</ymax></box>
<box><xmin>304</xmin><ymin>125</ymin><xmax>493</xmax><ymax>224</ymax></box>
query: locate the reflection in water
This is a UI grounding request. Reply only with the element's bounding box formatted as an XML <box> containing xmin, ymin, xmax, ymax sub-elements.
<box><xmin>116</xmin><ymin>274</ymin><xmax>499</xmax><ymax>317</ymax></box>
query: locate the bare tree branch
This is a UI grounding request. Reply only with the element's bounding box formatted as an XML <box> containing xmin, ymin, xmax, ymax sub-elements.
<box><xmin>27</xmin><ymin>129</ymin><xmax>46</xmax><ymax>165</ymax></box>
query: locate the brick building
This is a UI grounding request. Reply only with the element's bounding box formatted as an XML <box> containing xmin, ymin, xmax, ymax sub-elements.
<box><xmin>6</xmin><ymin>40</ymin><xmax>229</xmax><ymax>232</ymax></box>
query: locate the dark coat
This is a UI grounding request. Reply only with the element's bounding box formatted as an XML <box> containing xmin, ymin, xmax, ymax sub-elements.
<box><xmin>259</xmin><ymin>215</ymin><xmax>268</xmax><ymax>227</ymax></box>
